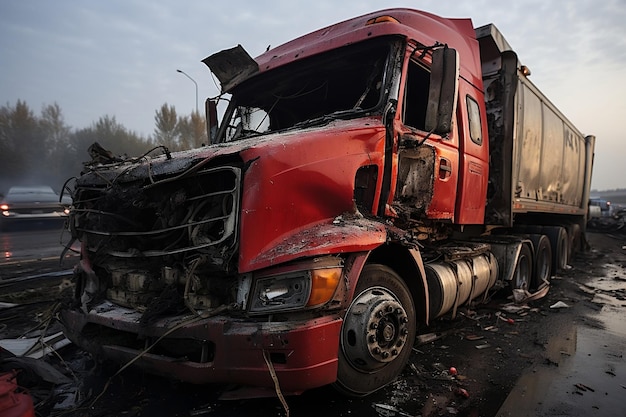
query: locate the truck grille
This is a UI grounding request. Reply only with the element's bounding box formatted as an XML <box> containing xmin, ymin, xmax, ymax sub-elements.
<box><xmin>73</xmin><ymin>166</ymin><xmax>241</xmax><ymax>259</ymax></box>
<box><xmin>71</xmin><ymin>165</ymin><xmax>242</xmax><ymax>311</ymax></box>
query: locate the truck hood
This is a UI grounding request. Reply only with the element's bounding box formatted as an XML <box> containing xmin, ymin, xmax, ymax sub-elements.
<box><xmin>78</xmin><ymin>116</ymin><xmax>383</xmax><ymax>186</ymax></box>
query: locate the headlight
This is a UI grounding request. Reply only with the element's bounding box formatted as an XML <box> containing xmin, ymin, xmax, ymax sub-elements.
<box><xmin>248</xmin><ymin>266</ymin><xmax>342</xmax><ymax>314</ymax></box>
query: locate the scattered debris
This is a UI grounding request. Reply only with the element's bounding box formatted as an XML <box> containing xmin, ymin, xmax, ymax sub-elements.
<box><xmin>189</xmin><ymin>403</ymin><xmax>214</xmax><ymax>416</ymax></box>
<box><xmin>574</xmin><ymin>383</ymin><xmax>595</xmax><ymax>392</ymax></box>
<box><xmin>416</xmin><ymin>332</ymin><xmax>445</xmax><ymax>345</ymax></box>
<box><xmin>455</xmin><ymin>388</ymin><xmax>470</xmax><ymax>399</ymax></box>
<box><xmin>495</xmin><ymin>312</ymin><xmax>515</xmax><ymax>324</ymax></box>
<box><xmin>544</xmin><ymin>358</ymin><xmax>559</xmax><ymax>367</ymax></box>
<box><xmin>549</xmin><ymin>301</ymin><xmax>570</xmax><ymax>309</ymax></box>
<box><xmin>52</xmin><ymin>384</ymin><xmax>82</xmax><ymax>412</ymax></box>
<box><xmin>499</xmin><ymin>304</ymin><xmax>529</xmax><ymax>314</ymax></box>
<box><xmin>0</xmin><ymin>357</ymin><xmax>71</xmax><ymax>386</ymax></box>
<box><xmin>332</xmin><ymin>215</ymin><xmax>344</xmax><ymax>225</ymax></box>
<box><xmin>372</xmin><ymin>402</ymin><xmax>413</xmax><ymax>417</ymax></box>
<box><xmin>511</xmin><ymin>285</ymin><xmax>550</xmax><ymax>303</ymax></box>
<box><xmin>0</xmin><ymin>332</ymin><xmax>70</xmax><ymax>359</ymax></box>
<box><xmin>0</xmin><ymin>370</ymin><xmax>35</xmax><ymax>417</ymax></box>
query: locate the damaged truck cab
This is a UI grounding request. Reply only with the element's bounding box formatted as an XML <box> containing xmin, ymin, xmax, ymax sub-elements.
<box><xmin>61</xmin><ymin>9</ymin><xmax>594</xmax><ymax>398</ymax></box>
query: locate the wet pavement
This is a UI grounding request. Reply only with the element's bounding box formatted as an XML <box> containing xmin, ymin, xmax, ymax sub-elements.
<box><xmin>497</xmin><ymin>261</ymin><xmax>626</xmax><ymax>417</ymax></box>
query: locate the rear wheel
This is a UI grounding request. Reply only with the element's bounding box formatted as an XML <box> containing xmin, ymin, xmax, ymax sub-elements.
<box><xmin>543</xmin><ymin>226</ymin><xmax>569</xmax><ymax>272</ymax></box>
<box><xmin>529</xmin><ymin>234</ymin><xmax>552</xmax><ymax>289</ymax></box>
<box><xmin>334</xmin><ymin>264</ymin><xmax>416</xmax><ymax>396</ymax></box>
<box><xmin>512</xmin><ymin>242</ymin><xmax>533</xmax><ymax>291</ymax></box>
<box><xmin>568</xmin><ymin>224</ymin><xmax>582</xmax><ymax>259</ymax></box>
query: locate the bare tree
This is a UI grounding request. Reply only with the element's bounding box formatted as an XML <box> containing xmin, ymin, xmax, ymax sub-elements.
<box><xmin>154</xmin><ymin>103</ymin><xmax>179</xmax><ymax>150</ymax></box>
<box><xmin>40</xmin><ymin>102</ymin><xmax>71</xmax><ymax>184</ymax></box>
<box><xmin>0</xmin><ymin>100</ymin><xmax>42</xmax><ymax>187</ymax></box>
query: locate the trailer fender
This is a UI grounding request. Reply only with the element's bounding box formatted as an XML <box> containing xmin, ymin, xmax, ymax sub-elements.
<box><xmin>486</xmin><ymin>236</ymin><xmax>532</xmax><ymax>283</ymax></box>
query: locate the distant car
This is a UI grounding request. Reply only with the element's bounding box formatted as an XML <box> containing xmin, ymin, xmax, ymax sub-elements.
<box><xmin>0</xmin><ymin>185</ymin><xmax>71</xmax><ymax>231</ymax></box>
<box><xmin>588</xmin><ymin>197</ymin><xmax>612</xmax><ymax>217</ymax></box>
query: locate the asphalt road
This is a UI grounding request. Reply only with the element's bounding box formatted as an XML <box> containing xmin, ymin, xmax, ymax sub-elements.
<box><xmin>0</xmin><ymin>228</ymin><xmax>624</xmax><ymax>417</ymax></box>
<box><xmin>0</xmin><ymin>220</ymin><xmax>75</xmax><ymax>265</ymax></box>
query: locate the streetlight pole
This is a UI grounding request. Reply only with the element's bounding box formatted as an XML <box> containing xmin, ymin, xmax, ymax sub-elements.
<box><xmin>176</xmin><ymin>69</ymin><xmax>198</xmax><ymax>113</ymax></box>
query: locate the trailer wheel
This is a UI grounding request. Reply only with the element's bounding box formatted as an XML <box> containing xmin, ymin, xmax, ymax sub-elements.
<box><xmin>529</xmin><ymin>234</ymin><xmax>552</xmax><ymax>289</ymax></box>
<box><xmin>512</xmin><ymin>242</ymin><xmax>533</xmax><ymax>291</ymax></box>
<box><xmin>334</xmin><ymin>264</ymin><xmax>416</xmax><ymax>397</ymax></box>
<box><xmin>543</xmin><ymin>226</ymin><xmax>569</xmax><ymax>272</ymax></box>
<box><xmin>569</xmin><ymin>224</ymin><xmax>582</xmax><ymax>259</ymax></box>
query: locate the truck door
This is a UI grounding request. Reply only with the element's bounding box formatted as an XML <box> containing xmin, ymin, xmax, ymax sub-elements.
<box><xmin>394</xmin><ymin>54</ymin><xmax>459</xmax><ymax>221</ymax></box>
<box><xmin>454</xmin><ymin>85</ymin><xmax>489</xmax><ymax>224</ymax></box>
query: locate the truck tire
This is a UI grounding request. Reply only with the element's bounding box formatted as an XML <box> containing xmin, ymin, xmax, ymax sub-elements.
<box><xmin>334</xmin><ymin>264</ymin><xmax>416</xmax><ymax>397</ymax></box>
<box><xmin>528</xmin><ymin>234</ymin><xmax>552</xmax><ymax>289</ymax></box>
<box><xmin>512</xmin><ymin>242</ymin><xmax>533</xmax><ymax>291</ymax></box>
<box><xmin>542</xmin><ymin>226</ymin><xmax>569</xmax><ymax>272</ymax></box>
<box><xmin>568</xmin><ymin>223</ymin><xmax>582</xmax><ymax>259</ymax></box>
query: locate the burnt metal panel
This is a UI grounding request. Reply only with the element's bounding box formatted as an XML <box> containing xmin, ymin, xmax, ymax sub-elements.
<box><xmin>512</xmin><ymin>76</ymin><xmax>588</xmax><ymax>212</ymax></box>
<box><xmin>514</xmin><ymin>83</ymin><xmax>542</xmax><ymax>200</ymax></box>
<box><xmin>394</xmin><ymin>145</ymin><xmax>436</xmax><ymax>214</ymax></box>
<box><xmin>475</xmin><ymin>23</ymin><xmax>513</xmax><ymax>76</ymax></box>
<box><xmin>483</xmin><ymin>51</ymin><xmax>518</xmax><ymax>226</ymax></box>
<box><xmin>202</xmin><ymin>45</ymin><xmax>259</xmax><ymax>93</ymax></box>
<box><xmin>478</xmin><ymin>22</ymin><xmax>591</xmax><ymax>223</ymax></box>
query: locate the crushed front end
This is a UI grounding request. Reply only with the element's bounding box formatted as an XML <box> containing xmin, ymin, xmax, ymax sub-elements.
<box><xmin>60</xmin><ymin>151</ymin><xmax>344</xmax><ymax>393</ymax></box>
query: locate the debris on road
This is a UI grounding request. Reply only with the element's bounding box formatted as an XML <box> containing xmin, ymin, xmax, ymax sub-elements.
<box><xmin>372</xmin><ymin>402</ymin><xmax>413</xmax><ymax>417</ymax></box>
<box><xmin>574</xmin><ymin>383</ymin><xmax>595</xmax><ymax>392</ymax></box>
<box><xmin>549</xmin><ymin>301</ymin><xmax>570</xmax><ymax>309</ymax></box>
<box><xmin>0</xmin><ymin>332</ymin><xmax>70</xmax><ymax>359</ymax></box>
<box><xmin>455</xmin><ymin>388</ymin><xmax>470</xmax><ymax>399</ymax></box>
<box><xmin>0</xmin><ymin>370</ymin><xmax>35</xmax><ymax>417</ymax></box>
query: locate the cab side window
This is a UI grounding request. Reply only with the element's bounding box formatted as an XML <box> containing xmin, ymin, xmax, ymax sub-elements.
<box><xmin>403</xmin><ymin>60</ymin><xmax>430</xmax><ymax>131</ymax></box>
<box><xmin>466</xmin><ymin>95</ymin><xmax>482</xmax><ymax>145</ymax></box>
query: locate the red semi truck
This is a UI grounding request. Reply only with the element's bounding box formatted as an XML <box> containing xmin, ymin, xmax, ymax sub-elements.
<box><xmin>60</xmin><ymin>9</ymin><xmax>594</xmax><ymax>397</ymax></box>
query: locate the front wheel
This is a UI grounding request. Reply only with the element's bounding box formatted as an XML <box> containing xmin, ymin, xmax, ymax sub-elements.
<box><xmin>334</xmin><ymin>264</ymin><xmax>416</xmax><ymax>397</ymax></box>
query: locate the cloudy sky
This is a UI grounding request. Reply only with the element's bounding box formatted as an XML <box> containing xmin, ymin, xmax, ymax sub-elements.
<box><xmin>1</xmin><ymin>0</ymin><xmax>624</xmax><ymax>190</ymax></box>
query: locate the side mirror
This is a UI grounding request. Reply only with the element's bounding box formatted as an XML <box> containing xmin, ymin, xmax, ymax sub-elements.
<box><xmin>425</xmin><ymin>47</ymin><xmax>459</xmax><ymax>134</ymax></box>
<box><xmin>206</xmin><ymin>99</ymin><xmax>219</xmax><ymax>144</ymax></box>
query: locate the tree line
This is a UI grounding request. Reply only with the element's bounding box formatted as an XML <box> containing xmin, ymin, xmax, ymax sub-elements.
<box><xmin>0</xmin><ymin>100</ymin><xmax>207</xmax><ymax>195</ymax></box>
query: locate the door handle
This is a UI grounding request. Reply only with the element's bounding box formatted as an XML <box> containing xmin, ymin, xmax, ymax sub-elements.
<box><xmin>439</xmin><ymin>157</ymin><xmax>452</xmax><ymax>180</ymax></box>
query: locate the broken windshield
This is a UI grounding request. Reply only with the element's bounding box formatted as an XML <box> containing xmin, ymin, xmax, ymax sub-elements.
<box><xmin>217</xmin><ymin>38</ymin><xmax>397</xmax><ymax>142</ymax></box>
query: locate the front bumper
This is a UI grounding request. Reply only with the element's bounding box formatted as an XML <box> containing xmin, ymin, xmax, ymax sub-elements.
<box><xmin>60</xmin><ymin>302</ymin><xmax>342</xmax><ymax>393</ymax></box>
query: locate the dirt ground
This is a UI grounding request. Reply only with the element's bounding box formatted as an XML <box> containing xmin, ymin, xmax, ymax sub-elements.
<box><xmin>0</xmin><ymin>231</ymin><xmax>624</xmax><ymax>417</ymax></box>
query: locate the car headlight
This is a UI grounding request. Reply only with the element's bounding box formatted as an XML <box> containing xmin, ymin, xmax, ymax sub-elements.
<box><xmin>248</xmin><ymin>266</ymin><xmax>342</xmax><ymax>314</ymax></box>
